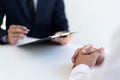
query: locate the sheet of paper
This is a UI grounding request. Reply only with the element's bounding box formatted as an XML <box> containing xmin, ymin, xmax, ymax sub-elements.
<box><xmin>17</xmin><ymin>37</ymin><xmax>39</xmax><ymax>46</ymax></box>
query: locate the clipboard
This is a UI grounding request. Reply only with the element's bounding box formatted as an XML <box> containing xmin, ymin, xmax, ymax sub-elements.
<box><xmin>18</xmin><ymin>32</ymin><xmax>75</xmax><ymax>47</ymax></box>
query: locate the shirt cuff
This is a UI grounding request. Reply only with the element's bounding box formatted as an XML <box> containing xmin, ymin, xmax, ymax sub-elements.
<box><xmin>68</xmin><ymin>64</ymin><xmax>91</xmax><ymax>80</ymax></box>
<box><xmin>2</xmin><ymin>36</ymin><xmax>7</xmax><ymax>42</ymax></box>
<box><xmin>0</xmin><ymin>36</ymin><xmax>8</xmax><ymax>44</ymax></box>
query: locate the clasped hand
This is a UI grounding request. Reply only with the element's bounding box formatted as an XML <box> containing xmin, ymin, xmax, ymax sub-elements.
<box><xmin>72</xmin><ymin>44</ymin><xmax>105</xmax><ymax>68</ymax></box>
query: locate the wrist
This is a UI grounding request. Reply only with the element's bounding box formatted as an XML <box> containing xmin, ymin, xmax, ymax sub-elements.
<box><xmin>75</xmin><ymin>61</ymin><xmax>92</xmax><ymax>69</ymax></box>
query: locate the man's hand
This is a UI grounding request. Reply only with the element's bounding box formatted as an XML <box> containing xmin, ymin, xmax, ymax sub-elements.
<box><xmin>52</xmin><ymin>31</ymin><xmax>72</xmax><ymax>45</ymax></box>
<box><xmin>72</xmin><ymin>44</ymin><xmax>105</xmax><ymax>68</ymax></box>
<box><xmin>7</xmin><ymin>25</ymin><xmax>29</xmax><ymax>45</ymax></box>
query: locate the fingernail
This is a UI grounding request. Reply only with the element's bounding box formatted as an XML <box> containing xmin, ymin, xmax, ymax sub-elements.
<box><xmin>82</xmin><ymin>49</ymin><xmax>86</xmax><ymax>54</ymax></box>
<box><xmin>25</xmin><ymin>31</ymin><xmax>28</xmax><ymax>34</ymax></box>
<box><xmin>85</xmin><ymin>45</ymin><xmax>93</xmax><ymax>49</ymax></box>
<box><xmin>23</xmin><ymin>27</ymin><xmax>27</xmax><ymax>29</ymax></box>
<box><xmin>90</xmin><ymin>48</ymin><xmax>96</xmax><ymax>52</ymax></box>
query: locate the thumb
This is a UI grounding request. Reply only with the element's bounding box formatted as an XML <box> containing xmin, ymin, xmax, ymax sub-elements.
<box><xmin>88</xmin><ymin>50</ymin><xmax>100</xmax><ymax>68</ymax></box>
<box><xmin>90</xmin><ymin>50</ymin><xmax>100</xmax><ymax>60</ymax></box>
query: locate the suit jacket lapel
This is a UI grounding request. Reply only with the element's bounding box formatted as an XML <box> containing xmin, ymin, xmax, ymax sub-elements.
<box><xmin>16</xmin><ymin>0</ymin><xmax>31</xmax><ymax>22</ymax></box>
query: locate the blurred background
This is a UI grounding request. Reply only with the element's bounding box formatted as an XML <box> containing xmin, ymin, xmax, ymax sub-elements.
<box><xmin>1</xmin><ymin>0</ymin><xmax>120</xmax><ymax>51</ymax></box>
<box><xmin>64</xmin><ymin>0</ymin><xmax>120</xmax><ymax>51</ymax></box>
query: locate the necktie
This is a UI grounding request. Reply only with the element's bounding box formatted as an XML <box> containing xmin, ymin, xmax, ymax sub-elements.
<box><xmin>26</xmin><ymin>0</ymin><xmax>35</xmax><ymax>24</ymax></box>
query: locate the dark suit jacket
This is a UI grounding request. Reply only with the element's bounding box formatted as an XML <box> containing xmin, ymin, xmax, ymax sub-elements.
<box><xmin>0</xmin><ymin>0</ymin><xmax>69</xmax><ymax>44</ymax></box>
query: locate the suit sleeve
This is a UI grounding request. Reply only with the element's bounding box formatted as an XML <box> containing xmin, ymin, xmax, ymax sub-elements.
<box><xmin>53</xmin><ymin>0</ymin><xmax>69</xmax><ymax>32</ymax></box>
<box><xmin>0</xmin><ymin>0</ymin><xmax>7</xmax><ymax>44</ymax></box>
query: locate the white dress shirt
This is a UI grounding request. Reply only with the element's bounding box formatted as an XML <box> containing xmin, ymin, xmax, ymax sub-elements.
<box><xmin>68</xmin><ymin>27</ymin><xmax>120</xmax><ymax>80</ymax></box>
<box><xmin>68</xmin><ymin>64</ymin><xmax>90</xmax><ymax>80</ymax></box>
<box><xmin>33</xmin><ymin>0</ymin><xmax>38</xmax><ymax>11</ymax></box>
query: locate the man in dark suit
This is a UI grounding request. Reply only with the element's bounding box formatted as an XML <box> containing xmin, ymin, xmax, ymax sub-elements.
<box><xmin>0</xmin><ymin>0</ymin><xmax>71</xmax><ymax>45</ymax></box>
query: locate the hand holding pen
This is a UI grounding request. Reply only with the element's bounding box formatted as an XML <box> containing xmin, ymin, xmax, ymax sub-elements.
<box><xmin>52</xmin><ymin>31</ymin><xmax>73</xmax><ymax>45</ymax></box>
<box><xmin>7</xmin><ymin>25</ymin><xmax>30</xmax><ymax>45</ymax></box>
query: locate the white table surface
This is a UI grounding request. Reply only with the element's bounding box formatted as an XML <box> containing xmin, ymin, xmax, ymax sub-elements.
<box><xmin>0</xmin><ymin>37</ymin><xmax>80</xmax><ymax>80</ymax></box>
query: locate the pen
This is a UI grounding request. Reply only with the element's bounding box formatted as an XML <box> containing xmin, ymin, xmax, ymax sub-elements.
<box><xmin>51</xmin><ymin>32</ymin><xmax>76</xmax><ymax>39</ymax></box>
